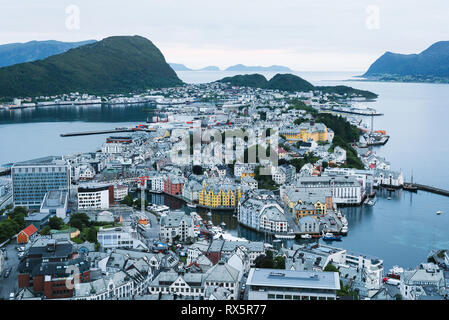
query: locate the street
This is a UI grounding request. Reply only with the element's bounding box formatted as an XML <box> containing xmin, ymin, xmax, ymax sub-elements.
<box><xmin>0</xmin><ymin>241</ymin><xmax>20</xmax><ymax>299</ymax></box>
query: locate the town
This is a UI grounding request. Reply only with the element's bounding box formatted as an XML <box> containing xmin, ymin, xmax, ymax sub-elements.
<box><xmin>1</xmin><ymin>80</ymin><xmax>447</xmax><ymax>301</ymax></box>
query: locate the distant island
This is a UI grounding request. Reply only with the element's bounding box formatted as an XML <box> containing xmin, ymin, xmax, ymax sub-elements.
<box><xmin>225</xmin><ymin>64</ymin><xmax>292</xmax><ymax>72</ymax></box>
<box><xmin>169</xmin><ymin>63</ymin><xmax>221</xmax><ymax>71</ymax></box>
<box><xmin>0</xmin><ymin>40</ymin><xmax>97</xmax><ymax>68</ymax></box>
<box><xmin>363</xmin><ymin>41</ymin><xmax>449</xmax><ymax>83</ymax></box>
<box><xmin>218</xmin><ymin>73</ymin><xmax>378</xmax><ymax>99</ymax></box>
<box><xmin>0</xmin><ymin>36</ymin><xmax>182</xmax><ymax>98</ymax></box>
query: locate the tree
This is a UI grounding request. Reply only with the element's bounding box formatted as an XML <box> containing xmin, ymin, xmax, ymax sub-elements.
<box><xmin>69</xmin><ymin>213</ymin><xmax>90</xmax><ymax>230</ymax></box>
<box><xmin>39</xmin><ymin>226</ymin><xmax>51</xmax><ymax>236</ymax></box>
<box><xmin>49</xmin><ymin>216</ymin><xmax>64</xmax><ymax>230</ymax></box>
<box><xmin>86</xmin><ymin>226</ymin><xmax>98</xmax><ymax>243</ymax></box>
<box><xmin>121</xmin><ymin>194</ymin><xmax>134</xmax><ymax>207</ymax></box>
<box><xmin>273</xmin><ymin>256</ymin><xmax>286</xmax><ymax>269</ymax></box>
<box><xmin>324</xmin><ymin>264</ymin><xmax>339</xmax><ymax>273</ymax></box>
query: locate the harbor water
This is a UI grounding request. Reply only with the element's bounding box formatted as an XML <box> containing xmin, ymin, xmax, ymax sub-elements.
<box><xmin>1</xmin><ymin>71</ymin><xmax>449</xmax><ymax>270</ymax></box>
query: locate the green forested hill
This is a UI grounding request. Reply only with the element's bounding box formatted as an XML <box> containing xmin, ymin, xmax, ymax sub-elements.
<box><xmin>0</xmin><ymin>35</ymin><xmax>182</xmax><ymax>98</ymax></box>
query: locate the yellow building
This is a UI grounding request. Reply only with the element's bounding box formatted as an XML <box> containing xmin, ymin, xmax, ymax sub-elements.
<box><xmin>198</xmin><ymin>181</ymin><xmax>244</xmax><ymax>208</ymax></box>
<box><xmin>240</xmin><ymin>170</ymin><xmax>255</xmax><ymax>178</ymax></box>
<box><xmin>280</xmin><ymin>122</ymin><xmax>328</xmax><ymax>143</ymax></box>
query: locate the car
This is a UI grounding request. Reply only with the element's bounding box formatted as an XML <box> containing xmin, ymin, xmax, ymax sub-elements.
<box><xmin>9</xmin><ymin>293</ymin><xmax>15</xmax><ymax>300</ymax></box>
<box><xmin>4</xmin><ymin>269</ymin><xmax>11</xmax><ymax>278</ymax></box>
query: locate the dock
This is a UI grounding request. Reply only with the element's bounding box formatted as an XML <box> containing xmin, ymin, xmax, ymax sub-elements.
<box><xmin>404</xmin><ymin>183</ymin><xmax>449</xmax><ymax>197</ymax></box>
<box><xmin>60</xmin><ymin>128</ymin><xmax>151</xmax><ymax>137</ymax></box>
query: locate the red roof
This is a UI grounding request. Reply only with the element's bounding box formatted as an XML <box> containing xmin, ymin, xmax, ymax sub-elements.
<box><xmin>21</xmin><ymin>224</ymin><xmax>38</xmax><ymax>237</ymax></box>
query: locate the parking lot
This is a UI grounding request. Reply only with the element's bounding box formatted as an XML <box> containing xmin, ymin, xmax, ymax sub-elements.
<box><xmin>0</xmin><ymin>241</ymin><xmax>20</xmax><ymax>300</ymax></box>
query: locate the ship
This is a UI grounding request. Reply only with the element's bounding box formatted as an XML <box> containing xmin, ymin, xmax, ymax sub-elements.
<box><xmin>322</xmin><ymin>232</ymin><xmax>342</xmax><ymax>241</ymax></box>
<box><xmin>274</xmin><ymin>233</ymin><xmax>296</xmax><ymax>239</ymax></box>
<box><xmin>300</xmin><ymin>234</ymin><xmax>312</xmax><ymax>239</ymax></box>
<box><xmin>387</xmin><ymin>266</ymin><xmax>404</xmax><ymax>280</ymax></box>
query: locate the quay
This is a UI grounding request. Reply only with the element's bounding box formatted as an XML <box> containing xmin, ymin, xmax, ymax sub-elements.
<box><xmin>60</xmin><ymin>128</ymin><xmax>152</xmax><ymax>137</ymax></box>
<box><xmin>404</xmin><ymin>183</ymin><xmax>449</xmax><ymax>197</ymax></box>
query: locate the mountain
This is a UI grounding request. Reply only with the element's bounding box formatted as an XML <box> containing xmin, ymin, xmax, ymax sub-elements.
<box><xmin>0</xmin><ymin>40</ymin><xmax>97</xmax><ymax>68</ymax></box>
<box><xmin>0</xmin><ymin>36</ymin><xmax>182</xmax><ymax>98</ymax></box>
<box><xmin>218</xmin><ymin>74</ymin><xmax>268</xmax><ymax>88</ymax></box>
<box><xmin>363</xmin><ymin>41</ymin><xmax>449</xmax><ymax>82</ymax></box>
<box><xmin>225</xmin><ymin>64</ymin><xmax>292</xmax><ymax>72</ymax></box>
<box><xmin>267</xmin><ymin>73</ymin><xmax>314</xmax><ymax>92</ymax></box>
<box><xmin>199</xmin><ymin>66</ymin><xmax>220</xmax><ymax>71</ymax></box>
<box><xmin>169</xmin><ymin>63</ymin><xmax>193</xmax><ymax>71</ymax></box>
<box><xmin>218</xmin><ymin>73</ymin><xmax>377</xmax><ymax>99</ymax></box>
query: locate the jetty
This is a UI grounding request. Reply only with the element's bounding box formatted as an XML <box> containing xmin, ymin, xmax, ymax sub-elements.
<box><xmin>403</xmin><ymin>183</ymin><xmax>449</xmax><ymax>197</ymax></box>
<box><xmin>60</xmin><ymin>127</ymin><xmax>153</xmax><ymax>137</ymax></box>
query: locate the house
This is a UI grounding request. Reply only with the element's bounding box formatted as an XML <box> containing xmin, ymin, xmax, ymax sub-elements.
<box><xmin>17</xmin><ymin>224</ymin><xmax>38</xmax><ymax>244</ymax></box>
<box><xmin>272</xmin><ymin>164</ymin><xmax>295</xmax><ymax>185</ymax></box>
<box><xmin>164</xmin><ymin>175</ymin><xmax>184</xmax><ymax>196</ymax></box>
<box><xmin>159</xmin><ymin>211</ymin><xmax>195</xmax><ymax>242</ymax></box>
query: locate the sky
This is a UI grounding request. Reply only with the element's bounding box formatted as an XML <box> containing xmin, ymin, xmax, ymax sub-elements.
<box><xmin>0</xmin><ymin>0</ymin><xmax>448</xmax><ymax>71</ymax></box>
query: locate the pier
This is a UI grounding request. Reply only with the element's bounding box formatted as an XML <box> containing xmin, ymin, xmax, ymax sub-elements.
<box><xmin>404</xmin><ymin>183</ymin><xmax>449</xmax><ymax>197</ymax></box>
<box><xmin>60</xmin><ymin>128</ymin><xmax>151</xmax><ymax>137</ymax></box>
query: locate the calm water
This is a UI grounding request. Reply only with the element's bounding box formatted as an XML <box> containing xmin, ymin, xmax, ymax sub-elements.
<box><xmin>1</xmin><ymin>71</ymin><xmax>448</xmax><ymax>269</ymax></box>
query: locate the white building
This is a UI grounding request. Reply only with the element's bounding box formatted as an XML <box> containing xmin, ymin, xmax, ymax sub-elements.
<box><xmin>246</xmin><ymin>268</ymin><xmax>340</xmax><ymax>300</ymax></box>
<box><xmin>97</xmin><ymin>226</ymin><xmax>148</xmax><ymax>251</ymax></box>
<box><xmin>77</xmin><ymin>184</ymin><xmax>112</xmax><ymax>210</ymax></box>
<box><xmin>101</xmin><ymin>143</ymin><xmax>125</xmax><ymax>154</ymax></box>
<box><xmin>113</xmin><ymin>185</ymin><xmax>128</xmax><ymax>202</ymax></box>
<box><xmin>40</xmin><ymin>190</ymin><xmax>68</xmax><ymax>219</ymax></box>
<box><xmin>159</xmin><ymin>211</ymin><xmax>195</xmax><ymax>242</ymax></box>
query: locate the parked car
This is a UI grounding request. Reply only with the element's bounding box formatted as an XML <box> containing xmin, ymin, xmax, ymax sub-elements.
<box><xmin>4</xmin><ymin>268</ymin><xmax>11</xmax><ymax>278</ymax></box>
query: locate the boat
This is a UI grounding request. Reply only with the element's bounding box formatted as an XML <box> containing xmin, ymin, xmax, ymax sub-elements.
<box><xmin>387</xmin><ymin>197</ymin><xmax>391</xmax><ymax>200</ymax></box>
<box><xmin>387</xmin><ymin>266</ymin><xmax>404</xmax><ymax>279</ymax></box>
<box><xmin>274</xmin><ymin>233</ymin><xmax>296</xmax><ymax>239</ymax></box>
<box><xmin>300</xmin><ymin>234</ymin><xmax>312</xmax><ymax>239</ymax></box>
<box><xmin>207</xmin><ymin>211</ymin><xmax>212</xmax><ymax>217</ymax></box>
<box><xmin>187</xmin><ymin>203</ymin><xmax>197</xmax><ymax>208</ymax></box>
<box><xmin>436</xmin><ymin>211</ymin><xmax>442</xmax><ymax>215</ymax></box>
<box><xmin>322</xmin><ymin>232</ymin><xmax>342</xmax><ymax>241</ymax></box>
<box><xmin>220</xmin><ymin>222</ymin><xmax>226</xmax><ymax>227</ymax></box>
<box><xmin>365</xmin><ymin>199</ymin><xmax>376</xmax><ymax>206</ymax></box>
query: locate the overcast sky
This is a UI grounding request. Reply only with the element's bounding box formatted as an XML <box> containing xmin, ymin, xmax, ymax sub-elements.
<box><xmin>0</xmin><ymin>0</ymin><xmax>448</xmax><ymax>71</ymax></box>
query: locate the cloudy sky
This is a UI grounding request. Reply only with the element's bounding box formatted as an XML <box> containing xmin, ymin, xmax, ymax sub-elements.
<box><xmin>0</xmin><ymin>0</ymin><xmax>447</xmax><ymax>71</ymax></box>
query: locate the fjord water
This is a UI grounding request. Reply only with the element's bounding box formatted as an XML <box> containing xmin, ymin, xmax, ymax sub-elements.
<box><xmin>1</xmin><ymin>71</ymin><xmax>448</xmax><ymax>269</ymax></box>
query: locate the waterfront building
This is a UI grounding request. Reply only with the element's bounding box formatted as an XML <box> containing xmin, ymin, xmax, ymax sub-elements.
<box><xmin>101</xmin><ymin>143</ymin><xmax>125</xmax><ymax>154</ymax></box>
<box><xmin>297</xmin><ymin>216</ymin><xmax>320</xmax><ymax>234</ymax></box>
<box><xmin>198</xmin><ymin>181</ymin><xmax>244</xmax><ymax>209</ymax></box>
<box><xmin>293</xmin><ymin>176</ymin><xmax>363</xmax><ymax>205</ymax></box>
<box><xmin>182</xmin><ymin>179</ymin><xmax>202</xmax><ymax>202</ymax></box>
<box><xmin>11</xmin><ymin>156</ymin><xmax>71</xmax><ymax>208</ymax></box>
<box><xmin>148</xmin><ymin>173</ymin><xmax>165</xmax><ymax>192</ymax></box>
<box><xmin>164</xmin><ymin>175</ymin><xmax>185</xmax><ymax>196</ymax></box>
<box><xmin>77</xmin><ymin>184</ymin><xmax>114</xmax><ymax>210</ymax></box>
<box><xmin>373</xmin><ymin>169</ymin><xmax>404</xmax><ymax>188</ymax></box>
<box><xmin>246</xmin><ymin>268</ymin><xmax>340</xmax><ymax>300</ymax></box>
<box><xmin>400</xmin><ymin>263</ymin><xmax>446</xmax><ymax>300</ymax></box>
<box><xmin>238</xmin><ymin>192</ymin><xmax>288</xmax><ymax>233</ymax></box>
<box><xmin>160</xmin><ymin>210</ymin><xmax>195</xmax><ymax>242</ymax></box>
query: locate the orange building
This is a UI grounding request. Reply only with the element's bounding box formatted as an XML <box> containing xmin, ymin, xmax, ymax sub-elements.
<box><xmin>17</xmin><ymin>224</ymin><xmax>38</xmax><ymax>244</ymax></box>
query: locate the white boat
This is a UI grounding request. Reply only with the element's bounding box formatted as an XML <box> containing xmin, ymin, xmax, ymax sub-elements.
<box><xmin>275</xmin><ymin>233</ymin><xmax>296</xmax><ymax>239</ymax></box>
<box><xmin>207</xmin><ymin>211</ymin><xmax>212</xmax><ymax>217</ymax></box>
<box><xmin>300</xmin><ymin>234</ymin><xmax>312</xmax><ymax>239</ymax></box>
<box><xmin>187</xmin><ymin>203</ymin><xmax>197</xmax><ymax>208</ymax></box>
<box><xmin>341</xmin><ymin>226</ymin><xmax>348</xmax><ymax>234</ymax></box>
<box><xmin>436</xmin><ymin>211</ymin><xmax>442</xmax><ymax>215</ymax></box>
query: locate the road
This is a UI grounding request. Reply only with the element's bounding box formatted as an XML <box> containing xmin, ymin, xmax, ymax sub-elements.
<box><xmin>0</xmin><ymin>241</ymin><xmax>20</xmax><ymax>299</ymax></box>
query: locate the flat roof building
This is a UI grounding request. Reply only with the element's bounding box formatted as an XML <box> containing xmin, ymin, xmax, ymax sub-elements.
<box><xmin>246</xmin><ymin>268</ymin><xmax>340</xmax><ymax>300</ymax></box>
<box><xmin>12</xmin><ymin>156</ymin><xmax>70</xmax><ymax>208</ymax></box>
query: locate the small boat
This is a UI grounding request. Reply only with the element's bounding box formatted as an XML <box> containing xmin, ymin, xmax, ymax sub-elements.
<box><xmin>365</xmin><ymin>199</ymin><xmax>376</xmax><ymax>206</ymax></box>
<box><xmin>275</xmin><ymin>233</ymin><xmax>296</xmax><ymax>239</ymax></box>
<box><xmin>322</xmin><ymin>232</ymin><xmax>342</xmax><ymax>241</ymax></box>
<box><xmin>207</xmin><ymin>211</ymin><xmax>212</xmax><ymax>217</ymax></box>
<box><xmin>220</xmin><ymin>222</ymin><xmax>226</xmax><ymax>227</ymax></box>
<box><xmin>387</xmin><ymin>197</ymin><xmax>391</xmax><ymax>200</ymax></box>
<box><xmin>187</xmin><ymin>203</ymin><xmax>196</xmax><ymax>208</ymax></box>
<box><xmin>300</xmin><ymin>234</ymin><xmax>312</xmax><ymax>239</ymax></box>
<box><xmin>436</xmin><ymin>211</ymin><xmax>442</xmax><ymax>215</ymax></box>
